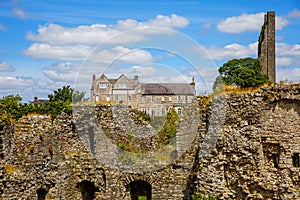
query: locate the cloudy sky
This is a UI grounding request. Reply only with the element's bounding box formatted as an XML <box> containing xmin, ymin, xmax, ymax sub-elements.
<box><xmin>0</xmin><ymin>0</ymin><xmax>299</xmax><ymax>101</ymax></box>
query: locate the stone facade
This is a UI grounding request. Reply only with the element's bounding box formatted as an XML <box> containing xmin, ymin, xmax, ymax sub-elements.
<box><xmin>91</xmin><ymin>74</ymin><xmax>196</xmax><ymax>116</ymax></box>
<box><xmin>258</xmin><ymin>11</ymin><xmax>276</xmax><ymax>83</ymax></box>
<box><xmin>1</xmin><ymin>84</ymin><xmax>300</xmax><ymax>199</ymax></box>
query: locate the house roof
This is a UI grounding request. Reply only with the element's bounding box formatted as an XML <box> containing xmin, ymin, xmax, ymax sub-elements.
<box><xmin>109</xmin><ymin>79</ymin><xmax>118</xmax><ymax>84</ymax></box>
<box><xmin>141</xmin><ymin>83</ymin><xmax>195</xmax><ymax>95</ymax></box>
<box><xmin>32</xmin><ymin>97</ymin><xmax>49</xmax><ymax>104</ymax></box>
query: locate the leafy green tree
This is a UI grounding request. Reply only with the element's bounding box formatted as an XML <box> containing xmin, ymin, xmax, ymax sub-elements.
<box><xmin>0</xmin><ymin>95</ymin><xmax>23</xmax><ymax>127</ymax></box>
<box><xmin>218</xmin><ymin>57</ymin><xmax>269</xmax><ymax>88</ymax></box>
<box><xmin>46</xmin><ymin>85</ymin><xmax>77</xmax><ymax>118</ymax></box>
<box><xmin>48</xmin><ymin>85</ymin><xmax>74</xmax><ymax>102</ymax></box>
<box><xmin>48</xmin><ymin>85</ymin><xmax>87</xmax><ymax>103</ymax></box>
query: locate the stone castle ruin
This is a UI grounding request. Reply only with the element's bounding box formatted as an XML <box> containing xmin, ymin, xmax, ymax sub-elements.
<box><xmin>0</xmin><ymin>11</ymin><xmax>298</xmax><ymax>200</ymax></box>
<box><xmin>258</xmin><ymin>11</ymin><xmax>276</xmax><ymax>83</ymax></box>
<box><xmin>0</xmin><ymin>84</ymin><xmax>299</xmax><ymax>199</ymax></box>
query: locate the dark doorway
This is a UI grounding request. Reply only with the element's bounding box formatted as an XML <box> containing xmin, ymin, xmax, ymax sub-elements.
<box><xmin>36</xmin><ymin>188</ymin><xmax>47</xmax><ymax>200</ymax></box>
<box><xmin>76</xmin><ymin>180</ymin><xmax>99</xmax><ymax>200</ymax></box>
<box><xmin>129</xmin><ymin>180</ymin><xmax>152</xmax><ymax>200</ymax></box>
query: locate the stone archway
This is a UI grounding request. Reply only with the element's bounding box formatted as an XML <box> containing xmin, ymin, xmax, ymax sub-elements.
<box><xmin>129</xmin><ymin>180</ymin><xmax>152</xmax><ymax>200</ymax></box>
<box><xmin>36</xmin><ymin>188</ymin><xmax>47</xmax><ymax>200</ymax></box>
<box><xmin>76</xmin><ymin>180</ymin><xmax>99</xmax><ymax>200</ymax></box>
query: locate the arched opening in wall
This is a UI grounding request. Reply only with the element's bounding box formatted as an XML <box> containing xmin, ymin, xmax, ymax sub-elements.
<box><xmin>36</xmin><ymin>188</ymin><xmax>47</xmax><ymax>200</ymax></box>
<box><xmin>129</xmin><ymin>180</ymin><xmax>152</xmax><ymax>200</ymax></box>
<box><xmin>76</xmin><ymin>180</ymin><xmax>99</xmax><ymax>200</ymax></box>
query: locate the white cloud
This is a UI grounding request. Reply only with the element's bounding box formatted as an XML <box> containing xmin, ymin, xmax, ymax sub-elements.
<box><xmin>0</xmin><ymin>62</ymin><xmax>15</xmax><ymax>72</ymax></box>
<box><xmin>24</xmin><ymin>43</ymin><xmax>154</xmax><ymax>64</ymax></box>
<box><xmin>277</xmin><ymin>43</ymin><xmax>300</xmax><ymax>57</ymax></box>
<box><xmin>26</xmin><ymin>14</ymin><xmax>189</xmax><ymax>45</ymax></box>
<box><xmin>109</xmin><ymin>46</ymin><xmax>154</xmax><ymax>64</ymax></box>
<box><xmin>194</xmin><ymin>41</ymin><xmax>300</xmax><ymax>70</ymax></box>
<box><xmin>217</xmin><ymin>12</ymin><xmax>289</xmax><ymax>34</ymax></box>
<box><xmin>276</xmin><ymin>57</ymin><xmax>292</xmax><ymax>67</ymax></box>
<box><xmin>277</xmin><ymin>67</ymin><xmax>300</xmax><ymax>83</ymax></box>
<box><xmin>276</xmin><ymin>43</ymin><xmax>300</xmax><ymax>68</ymax></box>
<box><xmin>195</xmin><ymin>42</ymin><xmax>257</xmax><ymax>60</ymax></box>
<box><xmin>13</xmin><ymin>7</ymin><xmax>27</xmax><ymax>19</ymax></box>
<box><xmin>131</xmin><ymin>66</ymin><xmax>157</xmax><ymax>78</ymax></box>
<box><xmin>23</xmin><ymin>43</ymin><xmax>91</xmax><ymax>60</ymax></box>
<box><xmin>0</xmin><ymin>76</ymin><xmax>35</xmax><ymax>94</ymax></box>
<box><xmin>288</xmin><ymin>9</ymin><xmax>300</xmax><ymax>18</ymax></box>
<box><xmin>43</xmin><ymin>62</ymin><xmax>80</xmax><ymax>83</ymax></box>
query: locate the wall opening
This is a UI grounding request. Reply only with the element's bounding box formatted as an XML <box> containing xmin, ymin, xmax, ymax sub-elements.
<box><xmin>36</xmin><ymin>188</ymin><xmax>47</xmax><ymax>200</ymax></box>
<box><xmin>292</xmin><ymin>153</ymin><xmax>300</xmax><ymax>167</ymax></box>
<box><xmin>129</xmin><ymin>180</ymin><xmax>151</xmax><ymax>200</ymax></box>
<box><xmin>262</xmin><ymin>142</ymin><xmax>280</xmax><ymax>169</ymax></box>
<box><xmin>76</xmin><ymin>180</ymin><xmax>99</xmax><ymax>200</ymax></box>
<box><xmin>272</xmin><ymin>154</ymin><xmax>279</xmax><ymax>168</ymax></box>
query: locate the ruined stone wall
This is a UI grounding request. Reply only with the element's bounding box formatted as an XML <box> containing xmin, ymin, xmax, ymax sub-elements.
<box><xmin>0</xmin><ymin>114</ymin><xmax>105</xmax><ymax>200</ymax></box>
<box><xmin>258</xmin><ymin>11</ymin><xmax>276</xmax><ymax>82</ymax></box>
<box><xmin>0</xmin><ymin>84</ymin><xmax>299</xmax><ymax>200</ymax></box>
<box><xmin>195</xmin><ymin>84</ymin><xmax>300</xmax><ymax>199</ymax></box>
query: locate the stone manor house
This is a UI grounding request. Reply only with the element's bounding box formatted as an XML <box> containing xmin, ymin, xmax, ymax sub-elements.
<box><xmin>91</xmin><ymin>74</ymin><xmax>196</xmax><ymax>116</ymax></box>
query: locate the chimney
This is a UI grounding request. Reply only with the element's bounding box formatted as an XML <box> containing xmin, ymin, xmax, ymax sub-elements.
<box><xmin>190</xmin><ymin>77</ymin><xmax>196</xmax><ymax>95</ymax></box>
<box><xmin>134</xmin><ymin>75</ymin><xmax>138</xmax><ymax>86</ymax></box>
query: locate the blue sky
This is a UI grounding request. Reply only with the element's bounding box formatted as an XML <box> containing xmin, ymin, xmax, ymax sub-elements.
<box><xmin>0</xmin><ymin>0</ymin><xmax>299</xmax><ymax>101</ymax></box>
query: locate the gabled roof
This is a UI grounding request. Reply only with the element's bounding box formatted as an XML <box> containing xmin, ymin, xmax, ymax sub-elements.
<box><xmin>141</xmin><ymin>83</ymin><xmax>195</xmax><ymax>95</ymax></box>
<box><xmin>109</xmin><ymin>79</ymin><xmax>118</xmax><ymax>84</ymax></box>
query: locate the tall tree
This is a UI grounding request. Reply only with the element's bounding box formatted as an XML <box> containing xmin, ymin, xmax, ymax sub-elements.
<box><xmin>217</xmin><ymin>57</ymin><xmax>269</xmax><ymax>88</ymax></box>
<box><xmin>48</xmin><ymin>85</ymin><xmax>74</xmax><ymax>102</ymax></box>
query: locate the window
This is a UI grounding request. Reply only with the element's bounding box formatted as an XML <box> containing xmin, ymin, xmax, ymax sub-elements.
<box><xmin>151</xmin><ymin>96</ymin><xmax>155</xmax><ymax>102</ymax></box>
<box><xmin>119</xmin><ymin>82</ymin><xmax>127</xmax><ymax>88</ymax></box>
<box><xmin>142</xmin><ymin>107</ymin><xmax>147</xmax><ymax>114</ymax></box>
<box><xmin>106</xmin><ymin>95</ymin><xmax>110</xmax><ymax>101</ymax></box>
<box><xmin>99</xmin><ymin>82</ymin><xmax>108</xmax><ymax>88</ymax></box>
<box><xmin>142</xmin><ymin>96</ymin><xmax>146</xmax><ymax>102</ymax></box>
<box><xmin>293</xmin><ymin>153</ymin><xmax>300</xmax><ymax>167</ymax></box>
<box><xmin>178</xmin><ymin>108</ymin><xmax>182</xmax><ymax>116</ymax></box>
<box><xmin>185</xmin><ymin>96</ymin><xmax>188</xmax><ymax>101</ymax></box>
<box><xmin>151</xmin><ymin>107</ymin><xmax>155</xmax><ymax>116</ymax></box>
<box><xmin>115</xmin><ymin>95</ymin><xmax>118</xmax><ymax>101</ymax></box>
<box><xmin>128</xmin><ymin>96</ymin><xmax>131</xmax><ymax>102</ymax></box>
<box><xmin>178</xmin><ymin>96</ymin><xmax>181</xmax><ymax>101</ymax></box>
<box><xmin>168</xmin><ymin>107</ymin><xmax>172</xmax><ymax>112</ymax></box>
<box><xmin>161</xmin><ymin>108</ymin><xmax>165</xmax><ymax>115</ymax></box>
<box><xmin>161</xmin><ymin>96</ymin><xmax>165</xmax><ymax>102</ymax></box>
<box><xmin>95</xmin><ymin>95</ymin><xmax>99</xmax><ymax>102</ymax></box>
<box><xmin>169</xmin><ymin>96</ymin><xmax>172</xmax><ymax>102</ymax></box>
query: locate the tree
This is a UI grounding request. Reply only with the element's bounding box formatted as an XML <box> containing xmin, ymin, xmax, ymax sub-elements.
<box><xmin>48</xmin><ymin>85</ymin><xmax>87</xmax><ymax>103</ymax></box>
<box><xmin>48</xmin><ymin>85</ymin><xmax>74</xmax><ymax>102</ymax></box>
<box><xmin>72</xmin><ymin>90</ymin><xmax>87</xmax><ymax>103</ymax></box>
<box><xmin>217</xmin><ymin>57</ymin><xmax>269</xmax><ymax>88</ymax></box>
<box><xmin>0</xmin><ymin>95</ymin><xmax>23</xmax><ymax>127</ymax></box>
<box><xmin>212</xmin><ymin>75</ymin><xmax>224</xmax><ymax>92</ymax></box>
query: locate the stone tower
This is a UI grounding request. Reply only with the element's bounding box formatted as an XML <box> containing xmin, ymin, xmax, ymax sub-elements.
<box><xmin>258</xmin><ymin>11</ymin><xmax>276</xmax><ymax>82</ymax></box>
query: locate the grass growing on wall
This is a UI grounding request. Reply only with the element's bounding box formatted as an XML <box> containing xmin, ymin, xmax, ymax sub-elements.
<box><xmin>192</xmin><ymin>192</ymin><xmax>218</xmax><ymax>200</ymax></box>
<box><xmin>158</xmin><ymin>109</ymin><xmax>179</xmax><ymax>146</ymax></box>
